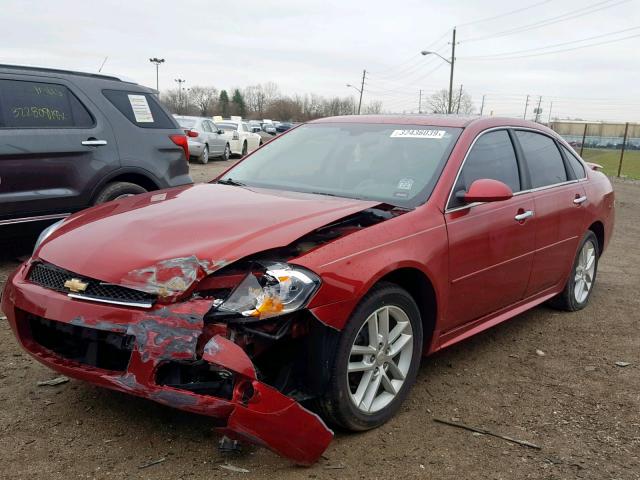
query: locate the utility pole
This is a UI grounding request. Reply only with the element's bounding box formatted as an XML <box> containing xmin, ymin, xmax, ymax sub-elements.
<box><xmin>523</xmin><ymin>94</ymin><xmax>530</xmax><ymax>119</ymax></box>
<box><xmin>418</xmin><ymin>89</ymin><xmax>422</xmax><ymax>114</ymax></box>
<box><xmin>357</xmin><ymin>69</ymin><xmax>366</xmax><ymax>115</ymax></box>
<box><xmin>448</xmin><ymin>27</ymin><xmax>457</xmax><ymax>114</ymax></box>
<box><xmin>149</xmin><ymin>58</ymin><xmax>165</xmax><ymax>92</ymax></box>
<box><xmin>480</xmin><ymin>94</ymin><xmax>486</xmax><ymax>115</ymax></box>
<box><xmin>534</xmin><ymin>95</ymin><xmax>542</xmax><ymax>122</ymax></box>
<box><xmin>547</xmin><ymin>101</ymin><xmax>553</xmax><ymax>124</ymax></box>
<box><xmin>456</xmin><ymin>84</ymin><xmax>463</xmax><ymax>114</ymax></box>
<box><xmin>175</xmin><ymin>78</ymin><xmax>186</xmax><ymax>113</ymax></box>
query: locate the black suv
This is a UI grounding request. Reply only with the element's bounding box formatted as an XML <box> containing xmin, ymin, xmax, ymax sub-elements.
<box><xmin>0</xmin><ymin>65</ymin><xmax>192</xmax><ymax>226</ymax></box>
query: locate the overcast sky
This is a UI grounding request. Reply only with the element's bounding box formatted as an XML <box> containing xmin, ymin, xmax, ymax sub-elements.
<box><xmin>2</xmin><ymin>0</ymin><xmax>639</xmax><ymax>121</ymax></box>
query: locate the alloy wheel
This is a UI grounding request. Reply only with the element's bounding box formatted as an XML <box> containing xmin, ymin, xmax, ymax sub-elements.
<box><xmin>574</xmin><ymin>239</ymin><xmax>597</xmax><ymax>303</ymax></box>
<box><xmin>347</xmin><ymin>305</ymin><xmax>414</xmax><ymax>414</ymax></box>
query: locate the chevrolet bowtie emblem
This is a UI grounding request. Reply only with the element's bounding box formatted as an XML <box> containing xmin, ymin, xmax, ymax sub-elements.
<box><xmin>64</xmin><ymin>278</ymin><xmax>88</xmax><ymax>293</ymax></box>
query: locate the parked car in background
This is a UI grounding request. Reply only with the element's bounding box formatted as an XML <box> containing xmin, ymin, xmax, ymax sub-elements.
<box><xmin>0</xmin><ymin>64</ymin><xmax>192</xmax><ymax>227</ymax></box>
<box><xmin>276</xmin><ymin>121</ymin><xmax>293</xmax><ymax>133</ymax></box>
<box><xmin>173</xmin><ymin>115</ymin><xmax>230</xmax><ymax>164</ymax></box>
<box><xmin>2</xmin><ymin>115</ymin><xmax>614</xmax><ymax>465</ymax></box>
<box><xmin>262</xmin><ymin>122</ymin><xmax>277</xmax><ymax>135</ymax></box>
<box><xmin>216</xmin><ymin>120</ymin><xmax>261</xmax><ymax>156</ymax></box>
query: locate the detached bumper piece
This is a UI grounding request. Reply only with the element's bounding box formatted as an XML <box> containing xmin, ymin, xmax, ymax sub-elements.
<box><xmin>2</xmin><ymin>269</ymin><xmax>332</xmax><ymax>465</ymax></box>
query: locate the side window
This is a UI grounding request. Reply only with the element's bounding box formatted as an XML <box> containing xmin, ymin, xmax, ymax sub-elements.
<box><xmin>515</xmin><ymin>131</ymin><xmax>567</xmax><ymax>188</ymax></box>
<box><xmin>449</xmin><ymin>130</ymin><xmax>520</xmax><ymax>208</ymax></box>
<box><xmin>102</xmin><ymin>89</ymin><xmax>175</xmax><ymax>129</ymax></box>
<box><xmin>202</xmin><ymin>121</ymin><xmax>212</xmax><ymax>133</ymax></box>
<box><xmin>561</xmin><ymin>145</ymin><xmax>586</xmax><ymax>179</ymax></box>
<box><xmin>0</xmin><ymin>79</ymin><xmax>93</xmax><ymax>128</ymax></box>
<box><xmin>242</xmin><ymin>122</ymin><xmax>249</xmax><ymax>132</ymax></box>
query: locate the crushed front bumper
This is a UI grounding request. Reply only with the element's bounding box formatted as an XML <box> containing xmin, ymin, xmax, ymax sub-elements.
<box><xmin>1</xmin><ymin>263</ymin><xmax>333</xmax><ymax>465</ymax></box>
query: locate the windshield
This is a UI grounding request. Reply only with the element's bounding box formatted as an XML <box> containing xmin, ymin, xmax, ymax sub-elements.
<box><xmin>219</xmin><ymin>123</ymin><xmax>462</xmax><ymax>208</ymax></box>
<box><xmin>218</xmin><ymin>123</ymin><xmax>238</xmax><ymax>131</ymax></box>
<box><xmin>176</xmin><ymin>118</ymin><xmax>196</xmax><ymax>128</ymax></box>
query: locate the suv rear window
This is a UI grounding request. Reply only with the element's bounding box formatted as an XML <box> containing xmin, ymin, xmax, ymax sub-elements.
<box><xmin>102</xmin><ymin>89</ymin><xmax>175</xmax><ymax>129</ymax></box>
<box><xmin>0</xmin><ymin>79</ymin><xmax>93</xmax><ymax>128</ymax></box>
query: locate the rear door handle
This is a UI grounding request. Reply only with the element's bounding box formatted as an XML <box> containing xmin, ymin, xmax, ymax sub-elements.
<box><xmin>573</xmin><ymin>195</ymin><xmax>587</xmax><ymax>205</ymax></box>
<box><xmin>515</xmin><ymin>210</ymin><xmax>534</xmax><ymax>222</ymax></box>
<box><xmin>82</xmin><ymin>139</ymin><xmax>107</xmax><ymax>146</ymax></box>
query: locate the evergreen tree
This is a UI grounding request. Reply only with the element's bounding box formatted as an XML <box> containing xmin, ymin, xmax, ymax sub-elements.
<box><xmin>218</xmin><ymin>90</ymin><xmax>230</xmax><ymax>117</ymax></box>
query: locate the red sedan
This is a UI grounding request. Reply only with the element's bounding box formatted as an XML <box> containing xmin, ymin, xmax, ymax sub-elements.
<box><xmin>1</xmin><ymin>116</ymin><xmax>614</xmax><ymax>464</ymax></box>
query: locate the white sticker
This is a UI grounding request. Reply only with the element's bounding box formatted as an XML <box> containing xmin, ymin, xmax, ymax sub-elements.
<box><xmin>128</xmin><ymin>94</ymin><xmax>154</xmax><ymax>123</ymax></box>
<box><xmin>397</xmin><ymin>178</ymin><xmax>414</xmax><ymax>190</ymax></box>
<box><xmin>390</xmin><ymin>129</ymin><xmax>446</xmax><ymax>139</ymax></box>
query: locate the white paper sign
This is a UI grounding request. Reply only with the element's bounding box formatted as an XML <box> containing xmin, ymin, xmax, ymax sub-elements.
<box><xmin>390</xmin><ymin>129</ymin><xmax>446</xmax><ymax>139</ymax></box>
<box><xmin>128</xmin><ymin>94</ymin><xmax>154</xmax><ymax>123</ymax></box>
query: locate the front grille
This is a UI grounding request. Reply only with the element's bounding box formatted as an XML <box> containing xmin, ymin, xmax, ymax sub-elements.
<box><xmin>29</xmin><ymin>315</ymin><xmax>134</xmax><ymax>371</ymax></box>
<box><xmin>28</xmin><ymin>262</ymin><xmax>155</xmax><ymax>305</ymax></box>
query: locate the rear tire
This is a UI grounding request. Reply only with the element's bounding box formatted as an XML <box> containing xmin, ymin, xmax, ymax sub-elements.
<box><xmin>315</xmin><ymin>283</ymin><xmax>423</xmax><ymax>431</ymax></box>
<box><xmin>198</xmin><ymin>145</ymin><xmax>209</xmax><ymax>164</ymax></box>
<box><xmin>548</xmin><ymin>231</ymin><xmax>599</xmax><ymax>311</ymax></box>
<box><xmin>93</xmin><ymin>182</ymin><xmax>147</xmax><ymax>204</ymax></box>
<box><xmin>221</xmin><ymin>143</ymin><xmax>230</xmax><ymax>161</ymax></box>
<box><xmin>241</xmin><ymin>141</ymin><xmax>248</xmax><ymax>156</ymax></box>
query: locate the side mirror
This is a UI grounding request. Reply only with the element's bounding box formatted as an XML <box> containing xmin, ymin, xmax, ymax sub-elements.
<box><xmin>458</xmin><ymin>179</ymin><xmax>513</xmax><ymax>203</ymax></box>
<box><xmin>217</xmin><ymin>129</ymin><xmax>224</xmax><ymax>135</ymax></box>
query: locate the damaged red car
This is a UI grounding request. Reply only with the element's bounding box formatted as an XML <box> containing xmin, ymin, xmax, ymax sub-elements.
<box><xmin>2</xmin><ymin>116</ymin><xmax>614</xmax><ymax>465</ymax></box>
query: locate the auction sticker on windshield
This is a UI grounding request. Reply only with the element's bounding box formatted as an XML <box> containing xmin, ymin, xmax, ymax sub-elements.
<box><xmin>390</xmin><ymin>129</ymin><xmax>446</xmax><ymax>139</ymax></box>
<box><xmin>128</xmin><ymin>94</ymin><xmax>154</xmax><ymax>123</ymax></box>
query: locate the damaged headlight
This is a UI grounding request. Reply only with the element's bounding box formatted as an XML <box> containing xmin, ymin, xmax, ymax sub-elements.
<box><xmin>214</xmin><ymin>262</ymin><xmax>320</xmax><ymax>320</ymax></box>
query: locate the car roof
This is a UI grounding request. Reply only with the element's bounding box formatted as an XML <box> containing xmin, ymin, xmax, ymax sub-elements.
<box><xmin>309</xmin><ymin>114</ymin><xmax>555</xmax><ymax>132</ymax></box>
<box><xmin>0</xmin><ymin>63</ymin><xmax>134</xmax><ymax>83</ymax></box>
<box><xmin>174</xmin><ymin>115</ymin><xmax>205</xmax><ymax>121</ymax></box>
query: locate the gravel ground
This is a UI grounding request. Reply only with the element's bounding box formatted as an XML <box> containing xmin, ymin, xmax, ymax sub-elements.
<box><xmin>0</xmin><ymin>168</ymin><xmax>638</xmax><ymax>480</ymax></box>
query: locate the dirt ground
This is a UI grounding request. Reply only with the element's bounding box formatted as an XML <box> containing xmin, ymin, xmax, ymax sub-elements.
<box><xmin>1</xmin><ymin>165</ymin><xmax>638</xmax><ymax>480</ymax></box>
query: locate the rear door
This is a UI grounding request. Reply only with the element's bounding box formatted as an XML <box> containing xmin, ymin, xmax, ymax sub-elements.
<box><xmin>204</xmin><ymin>120</ymin><xmax>225</xmax><ymax>154</ymax></box>
<box><xmin>0</xmin><ymin>76</ymin><xmax>117</xmax><ymax>223</ymax></box>
<box><xmin>444</xmin><ymin>129</ymin><xmax>536</xmax><ymax>330</ymax></box>
<box><xmin>514</xmin><ymin>130</ymin><xmax>588</xmax><ymax>296</ymax></box>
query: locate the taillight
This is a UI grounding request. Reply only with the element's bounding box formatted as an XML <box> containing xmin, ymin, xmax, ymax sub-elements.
<box><xmin>170</xmin><ymin>134</ymin><xmax>190</xmax><ymax>161</ymax></box>
<box><xmin>187</xmin><ymin>130</ymin><xmax>199</xmax><ymax>138</ymax></box>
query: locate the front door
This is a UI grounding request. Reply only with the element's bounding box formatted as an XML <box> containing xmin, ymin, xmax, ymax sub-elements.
<box><xmin>444</xmin><ymin>129</ymin><xmax>535</xmax><ymax>331</ymax></box>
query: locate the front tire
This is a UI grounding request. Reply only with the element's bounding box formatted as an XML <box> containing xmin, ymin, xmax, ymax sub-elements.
<box><xmin>549</xmin><ymin>231</ymin><xmax>599</xmax><ymax>311</ymax></box>
<box><xmin>316</xmin><ymin>283</ymin><xmax>423</xmax><ymax>431</ymax></box>
<box><xmin>93</xmin><ymin>182</ymin><xmax>147</xmax><ymax>204</ymax></box>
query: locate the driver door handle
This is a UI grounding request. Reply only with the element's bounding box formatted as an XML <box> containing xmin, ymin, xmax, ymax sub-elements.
<box><xmin>515</xmin><ymin>210</ymin><xmax>534</xmax><ymax>222</ymax></box>
<box><xmin>82</xmin><ymin>139</ymin><xmax>108</xmax><ymax>147</ymax></box>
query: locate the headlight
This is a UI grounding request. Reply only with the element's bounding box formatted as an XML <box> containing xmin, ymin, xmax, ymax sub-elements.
<box><xmin>215</xmin><ymin>262</ymin><xmax>320</xmax><ymax>320</ymax></box>
<box><xmin>33</xmin><ymin>219</ymin><xmax>65</xmax><ymax>254</ymax></box>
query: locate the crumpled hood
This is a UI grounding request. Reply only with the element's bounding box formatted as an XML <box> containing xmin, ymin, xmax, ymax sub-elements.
<box><xmin>37</xmin><ymin>183</ymin><xmax>378</xmax><ymax>287</ymax></box>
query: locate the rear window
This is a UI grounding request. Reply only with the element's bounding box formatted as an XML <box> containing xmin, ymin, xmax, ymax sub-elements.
<box><xmin>561</xmin><ymin>145</ymin><xmax>586</xmax><ymax>179</ymax></box>
<box><xmin>175</xmin><ymin>117</ymin><xmax>196</xmax><ymax>128</ymax></box>
<box><xmin>218</xmin><ymin>123</ymin><xmax>237</xmax><ymax>131</ymax></box>
<box><xmin>102</xmin><ymin>89</ymin><xmax>175</xmax><ymax>129</ymax></box>
<box><xmin>0</xmin><ymin>79</ymin><xmax>93</xmax><ymax>128</ymax></box>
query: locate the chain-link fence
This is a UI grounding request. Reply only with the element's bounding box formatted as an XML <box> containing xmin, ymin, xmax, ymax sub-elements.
<box><xmin>549</xmin><ymin>121</ymin><xmax>640</xmax><ymax>179</ymax></box>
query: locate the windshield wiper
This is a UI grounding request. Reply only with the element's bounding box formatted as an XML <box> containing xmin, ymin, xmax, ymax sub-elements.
<box><xmin>217</xmin><ymin>178</ymin><xmax>246</xmax><ymax>187</ymax></box>
<box><xmin>309</xmin><ymin>191</ymin><xmax>364</xmax><ymax>201</ymax></box>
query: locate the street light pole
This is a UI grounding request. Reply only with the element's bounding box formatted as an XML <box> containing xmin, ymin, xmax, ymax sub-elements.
<box><xmin>346</xmin><ymin>74</ymin><xmax>366</xmax><ymax>115</ymax></box>
<box><xmin>175</xmin><ymin>78</ymin><xmax>186</xmax><ymax>113</ymax></box>
<box><xmin>149</xmin><ymin>58</ymin><xmax>165</xmax><ymax>92</ymax></box>
<box><xmin>421</xmin><ymin>27</ymin><xmax>456</xmax><ymax>114</ymax></box>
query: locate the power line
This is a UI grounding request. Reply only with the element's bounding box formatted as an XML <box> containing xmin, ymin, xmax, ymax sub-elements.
<box><xmin>462</xmin><ymin>0</ymin><xmax>631</xmax><ymax>42</ymax></box>
<box><xmin>463</xmin><ymin>25</ymin><xmax>640</xmax><ymax>58</ymax></box>
<box><xmin>462</xmin><ymin>31</ymin><xmax>640</xmax><ymax>60</ymax></box>
<box><xmin>457</xmin><ymin>0</ymin><xmax>554</xmax><ymax>27</ymax></box>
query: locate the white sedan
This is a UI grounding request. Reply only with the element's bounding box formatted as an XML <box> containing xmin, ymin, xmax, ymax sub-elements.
<box><xmin>216</xmin><ymin>120</ymin><xmax>262</xmax><ymax>157</ymax></box>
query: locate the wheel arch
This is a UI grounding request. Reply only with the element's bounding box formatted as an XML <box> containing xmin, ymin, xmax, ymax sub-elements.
<box><xmin>90</xmin><ymin>168</ymin><xmax>161</xmax><ymax>203</ymax></box>
<box><xmin>588</xmin><ymin>220</ymin><xmax>605</xmax><ymax>254</ymax></box>
<box><xmin>375</xmin><ymin>267</ymin><xmax>438</xmax><ymax>353</ymax></box>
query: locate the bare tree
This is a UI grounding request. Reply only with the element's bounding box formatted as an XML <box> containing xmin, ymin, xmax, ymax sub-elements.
<box><xmin>427</xmin><ymin>88</ymin><xmax>474</xmax><ymax>115</ymax></box>
<box><xmin>363</xmin><ymin>101</ymin><xmax>383</xmax><ymax>114</ymax></box>
<box><xmin>189</xmin><ymin>86</ymin><xmax>218</xmax><ymax>116</ymax></box>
